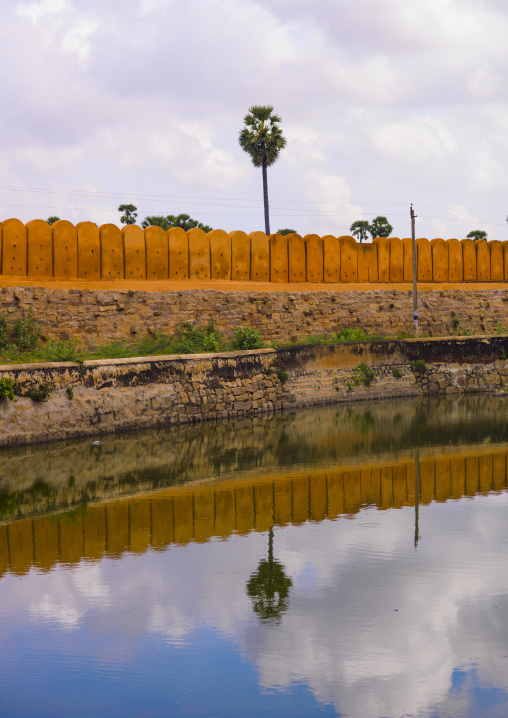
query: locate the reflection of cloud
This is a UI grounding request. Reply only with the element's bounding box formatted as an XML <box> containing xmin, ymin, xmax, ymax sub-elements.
<box><xmin>3</xmin><ymin>495</ymin><xmax>508</xmax><ymax>716</ymax></box>
<box><xmin>29</xmin><ymin>563</ymin><xmax>110</xmax><ymax>630</ymax></box>
<box><xmin>245</xmin><ymin>496</ymin><xmax>508</xmax><ymax>717</ymax></box>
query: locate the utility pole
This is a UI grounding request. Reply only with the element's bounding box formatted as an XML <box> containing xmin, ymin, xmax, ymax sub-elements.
<box><xmin>411</xmin><ymin>204</ymin><xmax>418</xmax><ymax>338</ymax></box>
<box><xmin>414</xmin><ymin>448</ymin><xmax>420</xmax><ymax>550</ymax></box>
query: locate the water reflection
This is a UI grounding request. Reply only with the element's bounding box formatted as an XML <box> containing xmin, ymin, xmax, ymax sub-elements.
<box><xmin>1</xmin><ymin>396</ymin><xmax>508</xmax><ymax>717</ymax></box>
<box><xmin>247</xmin><ymin>528</ymin><xmax>292</xmax><ymax>623</ymax></box>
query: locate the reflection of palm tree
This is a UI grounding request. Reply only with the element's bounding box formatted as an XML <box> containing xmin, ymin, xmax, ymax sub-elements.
<box><xmin>246</xmin><ymin>528</ymin><xmax>292</xmax><ymax>623</ymax></box>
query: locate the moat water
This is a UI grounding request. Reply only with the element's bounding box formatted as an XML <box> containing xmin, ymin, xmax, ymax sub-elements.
<box><xmin>1</xmin><ymin>396</ymin><xmax>508</xmax><ymax>717</ymax></box>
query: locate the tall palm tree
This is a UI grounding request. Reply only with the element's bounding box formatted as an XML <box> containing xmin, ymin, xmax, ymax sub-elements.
<box><xmin>239</xmin><ymin>106</ymin><xmax>286</xmax><ymax>235</ymax></box>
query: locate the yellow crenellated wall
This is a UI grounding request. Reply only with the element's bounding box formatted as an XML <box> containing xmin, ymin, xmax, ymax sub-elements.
<box><xmin>1</xmin><ymin>219</ymin><xmax>507</xmax><ymax>284</ymax></box>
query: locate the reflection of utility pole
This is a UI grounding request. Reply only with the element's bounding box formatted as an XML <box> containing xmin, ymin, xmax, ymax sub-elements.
<box><xmin>411</xmin><ymin>204</ymin><xmax>418</xmax><ymax>338</ymax></box>
<box><xmin>414</xmin><ymin>448</ymin><xmax>420</xmax><ymax>550</ymax></box>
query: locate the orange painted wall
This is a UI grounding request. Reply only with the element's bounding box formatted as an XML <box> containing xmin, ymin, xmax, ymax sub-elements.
<box><xmin>1</xmin><ymin>219</ymin><xmax>506</xmax><ymax>285</ymax></box>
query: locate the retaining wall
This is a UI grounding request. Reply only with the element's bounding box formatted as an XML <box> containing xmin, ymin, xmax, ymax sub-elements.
<box><xmin>2</xmin><ymin>286</ymin><xmax>508</xmax><ymax>345</ymax></box>
<box><xmin>1</xmin><ymin>218</ymin><xmax>507</xmax><ymax>284</ymax></box>
<box><xmin>1</xmin><ymin>337</ymin><xmax>508</xmax><ymax>447</ymax></box>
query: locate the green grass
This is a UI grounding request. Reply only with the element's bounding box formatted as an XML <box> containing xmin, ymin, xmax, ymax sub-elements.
<box><xmin>0</xmin><ymin>308</ymin><xmax>496</xmax><ymax>366</ymax></box>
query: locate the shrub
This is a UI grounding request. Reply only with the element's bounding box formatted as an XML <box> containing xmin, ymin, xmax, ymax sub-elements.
<box><xmin>0</xmin><ymin>378</ymin><xmax>16</xmax><ymax>401</ymax></box>
<box><xmin>29</xmin><ymin>384</ymin><xmax>50</xmax><ymax>402</ymax></box>
<box><xmin>66</xmin><ymin>386</ymin><xmax>74</xmax><ymax>400</ymax></box>
<box><xmin>334</xmin><ymin>328</ymin><xmax>367</xmax><ymax>343</ymax></box>
<box><xmin>14</xmin><ymin>307</ymin><xmax>42</xmax><ymax>351</ymax></box>
<box><xmin>231</xmin><ymin>327</ymin><xmax>264</xmax><ymax>350</ymax></box>
<box><xmin>275</xmin><ymin>369</ymin><xmax>288</xmax><ymax>384</ymax></box>
<box><xmin>344</xmin><ymin>363</ymin><xmax>376</xmax><ymax>391</ymax></box>
<box><xmin>0</xmin><ymin>314</ymin><xmax>8</xmax><ymax>350</ymax></box>
<box><xmin>392</xmin><ymin>368</ymin><xmax>403</xmax><ymax>379</ymax></box>
<box><xmin>410</xmin><ymin>359</ymin><xmax>428</xmax><ymax>373</ymax></box>
<box><xmin>174</xmin><ymin>319</ymin><xmax>224</xmax><ymax>354</ymax></box>
<box><xmin>41</xmin><ymin>338</ymin><xmax>83</xmax><ymax>363</ymax></box>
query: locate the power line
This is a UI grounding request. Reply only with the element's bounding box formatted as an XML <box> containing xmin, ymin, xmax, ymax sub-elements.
<box><xmin>0</xmin><ymin>201</ymin><xmax>411</xmax><ymax>218</ymax></box>
<box><xmin>0</xmin><ymin>184</ymin><xmax>411</xmax><ymax>206</ymax></box>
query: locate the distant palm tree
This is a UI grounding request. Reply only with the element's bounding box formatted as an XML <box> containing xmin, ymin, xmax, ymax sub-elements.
<box><xmin>239</xmin><ymin>106</ymin><xmax>286</xmax><ymax>235</ymax></box>
<box><xmin>118</xmin><ymin>204</ymin><xmax>138</xmax><ymax>225</ymax></box>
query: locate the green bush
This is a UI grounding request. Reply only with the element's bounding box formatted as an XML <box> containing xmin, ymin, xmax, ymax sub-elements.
<box><xmin>14</xmin><ymin>307</ymin><xmax>42</xmax><ymax>351</ymax></box>
<box><xmin>0</xmin><ymin>314</ymin><xmax>8</xmax><ymax>350</ymax></box>
<box><xmin>392</xmin><ymin>368</ymin><xmax>403</xmax><ymax>379</ymax></box>
<box><xmin>0</xmin><ymin>378</ymin><xmax>16</xmax><ymax>401</ymax></box>
<box><xmin>66</xmin><ymin>386</ymin><xmax>74</xmax><ymax>400</ymax></box>
<box><xmin>28</xmin><ymin>384</ymin><xmax>50</xmax><ymax>402</ymax></box>
<box><xmin>231</xmin><ymin>327</ymin><xmax>264</xmax><ymax>350</ymax></box>
<box><xmin>344</xmin><ymin>363</ymin><xmax>376</xmax><ymax>391</ymax></box>
<box><xmin>275</xmin><ymin>369</ymin><xmax>288</xmax><ymax>384</ymax></box>
<box><xmin>173</xmin><ymin>320</ymin><xmax>224</xmax><ymax>354</ymax></box>
<box><xmin>334</xmin><ymin>328</ymin><xmax>367</xmax><ymax>343</ymax></box>
<box><xmin>410</xmin><ymin>359</ymin><xmax>428</xmax><ymax>373</ymax></box>
<box><xmin>41</xmin><ymin>338</ymin><xmax>83</xmax><ymax>363</ymax></box>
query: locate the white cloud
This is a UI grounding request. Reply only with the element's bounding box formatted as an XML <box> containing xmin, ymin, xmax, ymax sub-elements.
<box><xmin>16</xmin><ymin>0</ymin><xmax>68</xmax><ymax>23</ymax></box>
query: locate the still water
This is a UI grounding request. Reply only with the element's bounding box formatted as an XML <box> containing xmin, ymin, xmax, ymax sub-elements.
<box><xmin>1</xmin><ymin>396</ymin><xmax>508</xmax><ymax>717</ymax></box>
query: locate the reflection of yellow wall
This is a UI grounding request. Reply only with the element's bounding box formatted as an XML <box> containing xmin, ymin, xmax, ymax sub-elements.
<box><xmin>3</xmin><ymin>445</ymin><xmax>508</xmax><ymax>579</ymax></box>
<box><xmin>2</xmin><ymin>219</ymin><xmax>506</xmax><ymax>284</ymax></box>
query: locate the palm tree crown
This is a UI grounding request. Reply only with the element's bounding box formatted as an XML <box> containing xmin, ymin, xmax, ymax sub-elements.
<box><xmin>239</xmin><ymin>106</ymin><xmax>286</xmax><ymax>167</ymax></box>
<box><xmin>239</xmin><ymin>106</ymin><xmax>286</xmax><ymax>234</ymax></box>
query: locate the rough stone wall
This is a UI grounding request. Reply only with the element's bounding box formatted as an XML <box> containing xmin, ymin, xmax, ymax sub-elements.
<box><xmin>0</xmin><ymin>350</ymin><xmax>282</xmax><ymax>446</ymax></box>
<box><xmin>2</xmin><ymin>338</ymin><xmax>508</xmax><ymax>447</ymax></box>
<box><xmin>1</xmin><ymin>286</ymin><xmax>508</xmax><ymax>345</ymax></box>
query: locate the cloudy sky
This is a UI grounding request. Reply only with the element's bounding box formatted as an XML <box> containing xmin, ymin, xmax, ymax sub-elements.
<box><xmin>2</xmin><ymin>0</ymin><xmax>508</xmax><ymax>240</ymax></box>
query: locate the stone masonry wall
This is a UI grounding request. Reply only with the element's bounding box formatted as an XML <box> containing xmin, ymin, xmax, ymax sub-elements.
<box><xmin>1</xmin><ymin>286</ymin><xmax>508</xmax><ymax>345</ymax></box>
<box><xmin>1</xmin><ymin>337</ymin><xmax>508</xmax><ymax>447</ymax></box>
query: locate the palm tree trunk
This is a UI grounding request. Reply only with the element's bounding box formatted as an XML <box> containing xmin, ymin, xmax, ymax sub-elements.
<box><xmin>262</xmin><ymin>161</ymin><xmax>270</xmax><ymax>235</ymax></box>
